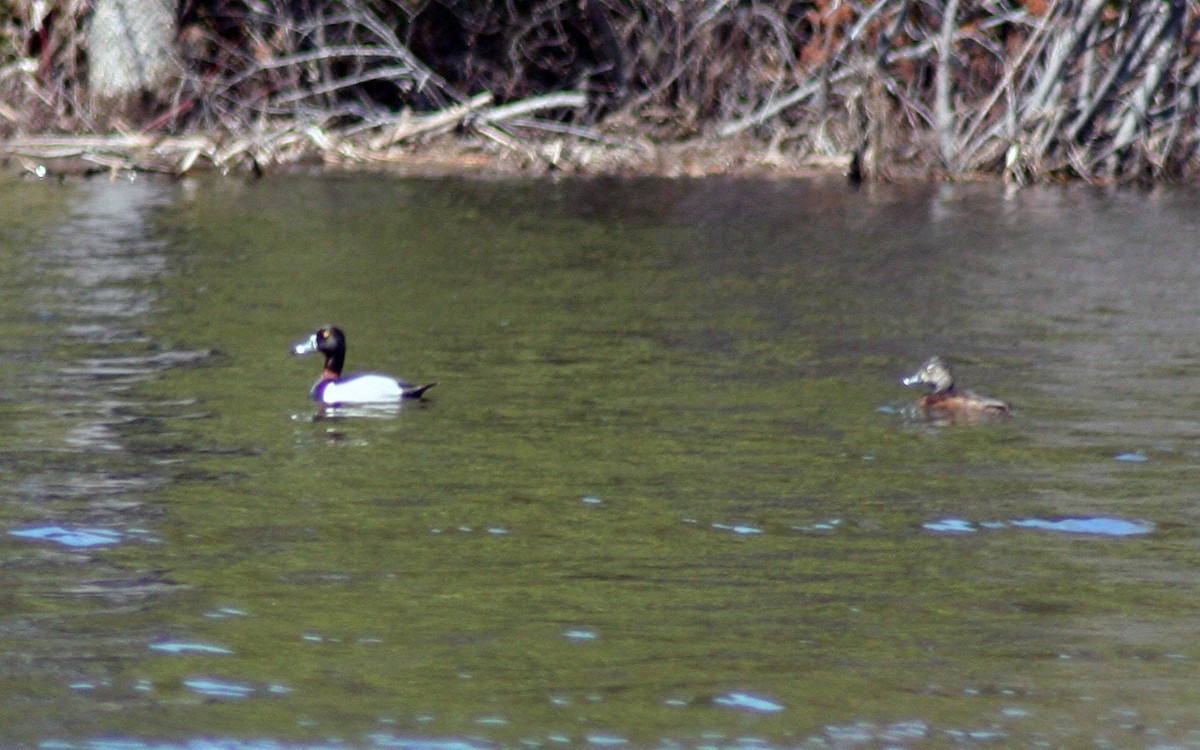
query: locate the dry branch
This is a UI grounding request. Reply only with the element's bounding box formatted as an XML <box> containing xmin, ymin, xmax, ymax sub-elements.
<box><xmin>368</xmin><ymin>92</ymin><xmax>493</xmax><ymax>149</ymax></box>
<box><xmin>473</xmin><ymin>91</ymin><xmax>588</xmax><ymax>125</ymax></box>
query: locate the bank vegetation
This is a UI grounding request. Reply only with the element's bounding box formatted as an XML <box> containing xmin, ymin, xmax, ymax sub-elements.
<box><xmin>1</xmin><ymin>0</ymin><xmax>1198</xmax><ymax>183</ymax></box>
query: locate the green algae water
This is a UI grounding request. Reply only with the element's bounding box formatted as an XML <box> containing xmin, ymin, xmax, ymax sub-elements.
<box><xmin>2</xmin><ymin>174</ymin><xmax>1199</xmax><ymax>748</ymax></box>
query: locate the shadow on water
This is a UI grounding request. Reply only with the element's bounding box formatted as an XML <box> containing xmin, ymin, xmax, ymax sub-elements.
<box><xmin>3</xmin><ymin>175</ymin><xmax>1200</xmax><ymax>748</ymax></box>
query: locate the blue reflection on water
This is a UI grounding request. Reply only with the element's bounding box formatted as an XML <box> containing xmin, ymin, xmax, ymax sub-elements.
<box><xmin>1010</xmin><ymin>517</ymin><xmax>1153</xmax><ymax>536</ymax></box>
<box><xmin>367</xmin><ymin>737</ymin><xmax>493</xmax><ymax>750</ymax></box>
<box><xmin>1113</xmin><ymin>452</ymin><xmax>1149</xmax><ymax>462</ymax></box>
<box><xmin>44</xmin><ymin>739</ymin><xmax>495</xmax><ymax>750</ymax></box>
<box><xmin>924</xmin><ymin>516</ymin><xmax>1154</xmax><ymax>537</ymax></box>
<box><xmin>922</xmin><ymin>518</ymin><xmax>977</xmax><ymax>534</ymax></box>
<box><xmin>10</xmin><ymin>525</ymin><xmax>122</xmax><ymax>547</ymax></box>
<box><xmin>564</xmin><ymin>627</ymin><xmax>599</xmax><ymax>641</ymax></box>
<box><xmin>712</xmin><ymin>692</ymin><xmax>785</xmax><ymax>713</ymax></box>
<box><xmin>182</xmin><ymin>677</ymin><xmax>256</xmax><ymax>699</ymax></box>
<box><xmin>150</xmin><ymin>641</ymin><xmax>234</xmax><ymax>655</ymax></box>
<box><xmin>712</xmin><ymin>523</ymin><xmax>763</xmax><ymax>535</ymax></box>
<box><xmin>204</xmin><ymin>607</ymin><xmax>250</xmax><ymax>619</ymax></box>
<box><xmin>42</xmin><ymin>742</ymin><xmax>324</xmax><ymax>750</ymax></box>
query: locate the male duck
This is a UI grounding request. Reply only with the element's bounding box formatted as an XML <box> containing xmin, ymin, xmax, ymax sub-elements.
<box><xmin>292</xmin><ymin>326</ymin><xmax>436</xmax><ymax>406</ymax></box>
<box><xmin>902</xmin><ymin>356</ymin><xmax>1010</xmax><ymax>422</ymax></box>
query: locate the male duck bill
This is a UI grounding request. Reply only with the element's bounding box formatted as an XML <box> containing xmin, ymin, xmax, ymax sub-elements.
<box><xmin>292</xmin><ymin>326</ymin><xmax>436</xmax><ymax>406</ymax></box>
<box><xmin>902</xmin><ymin>356</ymin><xmax>1010</xmax><ymax>422</ymax></box>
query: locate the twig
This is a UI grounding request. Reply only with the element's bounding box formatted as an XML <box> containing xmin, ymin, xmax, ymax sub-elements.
<box><xmin>368</xmin><ymin>92</ymin><xmax>493</xmax><ymax>148</ymax></box>
<box><xmin>473</xmin><ymin>91</ymin><xmax>588</xmax><ymax>124</ymax></box>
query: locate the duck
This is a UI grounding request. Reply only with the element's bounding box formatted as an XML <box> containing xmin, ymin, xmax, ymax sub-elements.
<box><xmin>902</xmin><ymin>356</ymin><xmax>1010</xmax><ymax>422</ymax></box>
<box><xmin>292</xmin><ymin>326</ymin><xmax>436</xmax><ymax>406</ymax></box>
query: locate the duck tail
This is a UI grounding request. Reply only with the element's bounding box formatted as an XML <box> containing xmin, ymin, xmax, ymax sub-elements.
<box><xmin>402</xmin><ymin>382</ymin><xmax>438</xmax><ymax>399</ymax></box>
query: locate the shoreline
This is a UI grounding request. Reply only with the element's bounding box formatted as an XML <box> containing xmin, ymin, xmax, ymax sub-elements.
<box><xmin>0</xmin><ymin>131</ymin><xmax>901</xmax><ymax>182</ymax></box>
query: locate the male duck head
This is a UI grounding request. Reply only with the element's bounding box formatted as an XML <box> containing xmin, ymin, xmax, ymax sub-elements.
<box><xmin>293</xmin><ymin>326</ymin><xmax>347</xmax><ymax>379</ymax></box>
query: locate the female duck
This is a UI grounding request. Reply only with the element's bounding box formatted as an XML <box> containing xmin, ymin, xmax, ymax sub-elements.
<box><xmin>292</xmin><ymin>326</ymin><xmax>436</xmax><ymax>406</ymax></box>
<box><xmin>902</xmin><ymin>356</ymin><xmax>1010</xmax><ymax>422</ymax></box>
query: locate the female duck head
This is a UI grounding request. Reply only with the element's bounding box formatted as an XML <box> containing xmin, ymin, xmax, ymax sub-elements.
<box><xmin>902</xmin><ymin>356</ymin><xmax>956</xmax><ymax>394</ymax></box>
<box><xmin>293</xmin><ymin>326</ymin><xmax>346</xmax><ymax>376</ymax></box>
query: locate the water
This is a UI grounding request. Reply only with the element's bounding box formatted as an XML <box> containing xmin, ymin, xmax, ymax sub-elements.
<box><xmin>1</xmin><ymin>173</ymin><xmax>1199</xmax><ymax>748</ymax></box>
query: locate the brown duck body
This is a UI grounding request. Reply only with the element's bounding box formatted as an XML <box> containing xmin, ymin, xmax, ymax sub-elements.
<box><xmin>903</xmin><ymin>356</ymin><xmax>1010</xmax><ymax>423</ymax></box>
<box><xmin>916</xmin><ymin>387</ymin><xmax>1011</xmax><ymax>420</ymax></box>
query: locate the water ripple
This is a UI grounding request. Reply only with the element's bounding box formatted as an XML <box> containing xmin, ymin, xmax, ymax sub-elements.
<box><xmin>181</xmin><ymin>677</ymin><xmax>256</xmax><ymax>699</ymax></box>
<box><xmin>181</xmin><ymin>677</ymin><xmax>293</xmax><ymax>700</ymax></box>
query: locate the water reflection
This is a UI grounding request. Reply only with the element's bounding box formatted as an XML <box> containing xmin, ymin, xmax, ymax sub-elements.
<box><xmin>711</xmin><ymin>692</ymin><xmax>785</xmax><ymax>713</ymax></box>
<box><xmin>182</xmin><ymin>676</ymin><xmax>293</xmax><ymax>699</ymax></box>
<box><xmin>923</xmin><ymin>516</ymin><xmax>1155</xmax><ymax>537</ymax></box>
<box><xmin>13</xmin><ymin>177</ymin><xmax>207</xmax><ymax>477</ymax></box>
<box><xmin>9</xmin><ymin>524</ymin><xmax>124</xmax><ymax>547</ymax></box>
<box><xmin>150</xmin><ymin>641</ymin><xmax>235</xmax><ymax>655</ymax></box>
<box><xmin>307</xmin><ymin>403</ymin><xmax>407</xmax><ymax>420</ymax></box>
<box><xmin>0</xmin><ymin>177</ymin><xmax>217</xmax><ymax>744</ymax></box>
<box><xmin>37</xmin><ymin>179</ymin><xmax>170</xmax><ymax>319</ymax></box>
